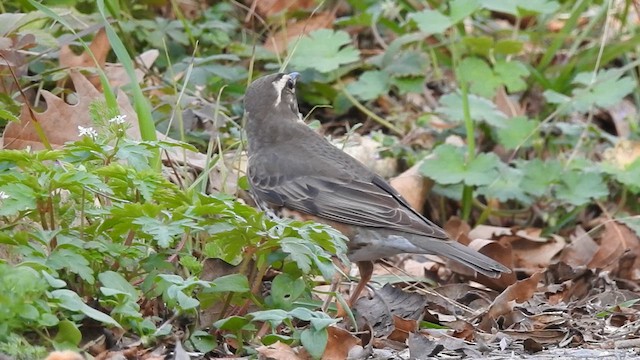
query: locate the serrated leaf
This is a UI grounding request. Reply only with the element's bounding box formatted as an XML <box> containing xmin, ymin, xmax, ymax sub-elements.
<box><xmin>410</xmin><ymin>9</ymin><xmax>452</xmax><ymax>35</ymax></box>
<box><xmin>384</xmin><ymin>51</ymin><xmax>428</xmax><ymax>77</ymax></box>
<box><xmin>476</xmin><ymin>164</ymin><xmax>531</xmax><ymax>203</ymax></box>
<box><xmin>458</xmin><ymin>57</ymin><xmax>501</xmax><ymax>98</ymax></box>
<box><xmin>420</xmin><ymin>144</ymin><xmax>501</xmax><ymax>186</ymax></box>
<box><xmin>0</xmin><ymin>183</ymin><xmax>37</xmax><ymax>216</ymax></box>
<box><xmin>496</xmin><ymin>116</ymin><xmax>539</xmax><ymax>149</ymax></box>
<box><xmin>555</xmin><ymin>171</ymin><xmax>608</xmax><ymax>206</ymax></box>
<box><xmin>346</xmin><ymin>70</ymin><xmax>390</xmax><ymax>101</ymax></box>
<box><xmin>437</xmin><ymin>92</ymin><xmax>508</xmax><ymax>127</ymax></box>
<box><xmin>518</xmin><ymin>159</ymin><xmax>562</xmax><ymax>197</ymax></box>
<box><xmin>288</xmin><ymin>29</ymin><xmax>360</xmax><ymax>73</ymax></box>
<box><xmin>494</xmin><ymin>60</ymin><xmax>529</xmax><ymax>93</ymax></box>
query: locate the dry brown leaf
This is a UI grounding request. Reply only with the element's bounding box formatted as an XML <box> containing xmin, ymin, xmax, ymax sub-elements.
<box><xmin>390</xmin><ymin>161</ymin><xmax>433</xmax><ymax>211</ymax></box>
<box><xmin>257</xmin><ymin>341</ymin><xmax>306</xmax><ymax>360</ymax></box>
<box><xmin>607</xmin><ymin>99</ymin><xmax>635</xmax><ymax>138</ymax></box>
<box><xmin>2</xmin><ymin>70</ymin><xmax>140</xmax><ymax>150</ymax></box>
<box><xmin>59</xmin><ymin>28</ymin><xmax>110</xmax><ymax>88</ymax></box>
<box><xmin>589</xmin><ymin>221</ymin><xmax>640</xmax><ymax>277</ymax></box>
<box><xmin>265</xmin><ymin>12</ymin><xmax>335</xmax><ymax>53</ymax></box>
<box><xmin>44</xmin><ymin>351</ymin><xmax>84</xmax><ymax>360</ymax></box>
<box><xmin>322</xmin><ymin>326</ymin><xmax>361</xmax><ymax>360</ymax></box>
<box><xmin>511</xmin><ymin>235</ymin><xmax>566</xmax><ymax>272</ymax></box>
<box><xmin>494</xmin><ymin>86</ymin><xmax>524</xmax><ymax>117</ymax></box>
<box><xmin>387</xmin><ymin>316</ymin><xmax>417</xmax><ymax>342</ymax></box>
<box><xmin>468</xmin><ymin>224</ymin><xmax>513</xmax><ymax>240</ymax></box>
<box><xmin>469</xmin><ymin>238</ymin><xmax>517</xmax><ymax>289</ymax></box>
<box><xmin>480</xmin><ymin>272</ymin><xmax>542</xmax><ymax>331</ymax></box>
<box><xmin>104</xmin><ymin>49</ymin><xmax>159</xmax><ymax>88</ymax></box>
<box><xmin>0</xmin><ymin>33</ymin><xmax>35</xmax><ymax>95</ymax></box>
<box><xmin>560</xmin><ymin>226</ymin><xmax>599</xmax><ymax>267</ymax></box>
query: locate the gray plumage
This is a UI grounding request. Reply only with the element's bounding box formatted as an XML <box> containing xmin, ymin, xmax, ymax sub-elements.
<box><xmin>244</xmin><ymin>72</ymin><xmax>510</xmax><ymax>278</ymax></box>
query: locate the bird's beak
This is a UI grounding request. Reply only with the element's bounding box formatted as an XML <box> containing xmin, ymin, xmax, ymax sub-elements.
<box><xmin>288</xmin><ymin>72</ymin><xmax>300</xmax><ymax>83</ymax></box>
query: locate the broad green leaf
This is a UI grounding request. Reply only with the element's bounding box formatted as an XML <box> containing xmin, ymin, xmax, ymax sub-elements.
<box><xmin>494</xmin><ymin>60</ymin><xmax>529</xmax><ymax>93</ymax></box>
<box><xmin>495</xmin><ymin>39</ymin><xmax>524</xmax><ymax>55</ymax></box>
<box><xmin>476</xmin><ymin>164</ymin><xmax>531</xmax><ymax>203</ymax></box>
<box><xmin>54</xmin><ymin>320</ymin><xmax>81</xmax><ymax>346</ymax></box>
<box><xmin>437</xmin><ymin>92</ymin><xmax>508</xmax><ymax>127</ymax></box>
<box><xmin>213</xmin><ymin>315</ymin><xmax>250</xmax><ymax>330</ymax></box>
<box><xmin>518</xmin><ymin>159</ymin><xmax>562</xmax><ymax>197</ymax></box>
<box><xmin>449</xmin><ymin>0</ymin><xmax>481</xmax><ymax>23</ymax></box>
<box><xmin>384</xmin><ymin>51</ymin><xmax>428</xmax><ymax>77</ymax></box>
<box><xmin>555</xmin><ymin>171</ymin><xmax>608</xmax><ymax>206</ymax></box>
<box><xmin>0</xmin><ymin>183</ymin><xmax>37</xmax><ymax>216</ymax></box>
<box><xmin>457</xmin><ymin>57</ymin><xmax>501</xmax><ymax>98</ymax></box>
<box><xmin>479</xmin><ymin>0</ymin><xmax>559</xmax><ymax>15</ymax></box>
<box><xmin>420</xmin><ymin>144</ymin><xmax>501</xmax><ymax>186</ymax></box>
<box><xmin>190</xmin><ymin>331</ymin><xmax>217</xmax><ymax>353</ymax></box>
<box><xmin>462</xmin><ymin>36</ymin><xmax>494</xmax><ymax>57</ymax></box>
<box><xmin>410</xmin><ymin>9</ymin><xmax>452</xmax><ymax>35</ymax></box>
<box><xmin>268</xmin><ymin>274</ymin><xmax>305</xmax><ymax>309</ymax></box>
<box><xmin>346</xmin><ymin>71</ymin><xmax>390</xmax><ymax>101</ymax></box>
<box><xmin>51</xmin><ymin>289</ymin><xmax>120</xmax><ymax>327</ymax></box>
<box><xmin>210</xmin><ymin>274</ymin><xmax>250</xmax><ymax>293</ymax></box>
<box><xmin>98</xmin><ymin>271</ymin><xmax>137</xmax><ymax>299</ymax></box>
<box><xmin>301</xmin><ymin>327</ymin><xmax>328</xmax><ymax>359</ymax></box>
<box><xmin>249</xmin><ymin>309</ymin><xmax>289</xmax><ymax>324</ymax></box>
<box><xmin>496</xmin><ymin>116</ymin><xmax>539</xmax><ymax>149</ymax></box>
<box><xmin>288</xmin><ymin>29</ymin><xmax>360</xmax><ymax>73</ymax></box>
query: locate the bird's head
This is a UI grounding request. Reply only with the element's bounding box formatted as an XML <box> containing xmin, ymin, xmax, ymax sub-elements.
<box><xmin>244</xmin><ymin>72</ymin><xmax>301</xmax><ymax>121</ymax></box>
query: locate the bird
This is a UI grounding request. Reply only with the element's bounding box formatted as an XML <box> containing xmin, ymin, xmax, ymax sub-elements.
<box><xmin>243</xmin><ymin>72</ymin><xmax>511</xmax><ymax>305</ymax></box>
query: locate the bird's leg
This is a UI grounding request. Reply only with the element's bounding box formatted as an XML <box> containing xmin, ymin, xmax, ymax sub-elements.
<box><xmin>349</xmin><ymin>261</ymin><xmax>373</xmax><ymax>306</ymax></box>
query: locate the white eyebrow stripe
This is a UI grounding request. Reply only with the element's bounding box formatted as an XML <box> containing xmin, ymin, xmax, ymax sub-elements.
<box><xmin>273</xmin><ymin>74</ymin><xmax>291</xmax><ymax>107</ymax></box>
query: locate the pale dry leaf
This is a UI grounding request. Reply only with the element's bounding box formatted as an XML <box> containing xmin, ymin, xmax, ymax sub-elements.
<box><xmin>480</xmin><ymin>272</ymin><xmax>542</xmax><ymax>331</ymax></box>
<box><xmin>602</xmin><ymin>139</ymin><xmax>640</xmax><ymax>168</ymax></box>
<box><xmin>510</xmin><ymin>234</ymin><xmax>566</xmax><ymax>272</ymax></box>
<box><xmin>607</xmin><ymin>99</ymin><xmax>635</xmax><ymax>138</ymax></box>
<box><xmin>494</xmin><ymin>86</ymin><xmax>524</xmax><ymax>117</ymax></box>
<box><xmin>390</xmin><ymin>161</ymin><xmax>433</xmax><ymax>211</ymax></box>
<box><xmin>256</xmin><ymin>341</ymin><xmax>305</xmax><ymax>360</ymax></box>
<box><xmin>560</xmin><ymin>226</ymin><xmax>599</xmax><ymax>267</ymax></box>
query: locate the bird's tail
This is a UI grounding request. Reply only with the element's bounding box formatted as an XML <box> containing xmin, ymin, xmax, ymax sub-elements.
<box><xmin>415</xmin><ymin>238</ymin><xmax>510</xmax><ymax>278</ymax></box>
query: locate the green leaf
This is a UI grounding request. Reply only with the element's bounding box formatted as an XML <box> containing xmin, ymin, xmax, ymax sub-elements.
<box><xmin>555</xmin><ymin>171</ymin><xmax>608</xmax><ymax>206</ymax></box>
<box><xmin>437</xmin><ymin>92</ymin><xmax>508</xmax><ymax>127</ymax></box>
<box><xmin>54</xmin><ymin>320</ymin><xmax>81</xmax><ymax>346</ymax></box>
<box><xmin>494</xmin><ymin>60</ymin><xmax>529</xmax><ymax>93</ymax></box>
<box><xmin>268</xmin><ymin>274</ymin><xmax>305</xmax><ymax>309</ymax></box>
<box><xmin>346</xmin><ymin>71</ymin><xmax>390</xmax><ymax>101</ymax></box>
<box><xmin>420</xmin><ymin>144</ymin><xmax>501</xmax><ymax>186</ymax></box>
<box><xmin>190</xmin><ymin>330</ymin><xmax>217</xmax><ymax>353</ymax></box>
<box><xmin>518</xmin><ymin>159</ymin><xmax>562</xmax><ymax>197</ymax></box>
<box><xmin>300</xmin><ymin>327</ymin><xmax>328</xmax><ymax>359</ymax></box>
<box><xmin>384</xmin><ymin>51</ymin><xmax>428</xmax><ymax>77</ymax></box>
<box><xmin>496</xmin><ymin>116</ymin><xmax>539</xmax><ymax>149</ymax></box>
<box><xmin>495</xmin><ymin>39</ymin><xmax>524</xmax><ymax>55</ymax></box>
<box><xmin>410</xmin><ymin>9</ymin><xmax>452</xmax><ymax>35</ymax></box>
<box><xmin>51</xmin><ymin>289</ymin><xmax>121</xmax><ymax>328</ymax></box>
<box><xmin>479</xmin><ymin>0</ymin><xmax>559</xmax><ymax>15</ymax></box>
<box><xmin>288</xmin><ymin>29</ymin><xmax>360</xmax><ymax>73</ymax></box>
<box><xmin>0</xmin><ymin>183</ymin><xmax>37</xmax><ymax>216</ymax></box>
<box><xmin>476</xmin><ymin>164</ymin><xmax>531</xmax><ymax>203</ymax></box>
<box><xmin>449</xmin><ymin>0</ymin><xmax>480</xmax><ymax>23</ymax></box>
<box><xmin>462</xmin><ymin>36</ymin><xmax>494</xmax><ymax>57</ymax></box>
<box><xmin>213</xmin><ymin>315</ymin><xmax>250</xmax><ymax>330</ymax></box>
<box><xmin>210</xmin><ymin>274</ymin><xmax>250</xmax><ymax>293</ymax></box>
<box><xmin>98</xmin><ymin>271</ymin><xmax>137</xmax><ymax>299</ymax></box>
<box><xmin>457</xmin><ymin>57</ymin><xmax>501</xmax><ymax>98</ymax></box>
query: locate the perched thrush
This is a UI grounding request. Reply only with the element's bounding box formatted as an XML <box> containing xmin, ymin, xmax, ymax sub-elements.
<box><xmin>244</xmin><ymin>72</ymin><xmax>510</xmax><ymax>304</ymax></box>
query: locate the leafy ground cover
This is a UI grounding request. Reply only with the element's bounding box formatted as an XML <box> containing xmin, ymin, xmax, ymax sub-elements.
<box><xmin>1</xmin><ymin>0</ymin><xmax>640</xmax><ymax>359</ymax></box>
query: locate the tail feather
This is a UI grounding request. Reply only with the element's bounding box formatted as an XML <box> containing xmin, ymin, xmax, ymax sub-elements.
<box><xmin>415</xmin><ymin>238</ymin><xmax>510</xmax><ymax>278</ymax></box>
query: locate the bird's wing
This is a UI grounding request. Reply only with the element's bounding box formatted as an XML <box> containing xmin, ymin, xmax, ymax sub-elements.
<box><xmin>248</xmin><ymin>152</ymin><xmax>448</xmax><ymax>239</ymax></box>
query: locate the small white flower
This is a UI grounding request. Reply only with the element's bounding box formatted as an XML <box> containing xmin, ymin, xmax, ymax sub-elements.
<box><xmin>0</xmin><ymin>191</ymin><xmax>9</xmax><ymax>200</ymax></box>
<box><xmin>108</xmin><ymin>114</ymin><xmax>127</xmax><ymax>125</ymax></box>
<box><xmin>78</xmin><ymin>126</ymin><xmax>98</xmax><ymax>140</ymax></box>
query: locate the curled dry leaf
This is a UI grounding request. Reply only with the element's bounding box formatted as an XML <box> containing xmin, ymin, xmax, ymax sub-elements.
<box><xmin>322</xmin><ymin>326</ymin><xmax>361</xmax><ymax>360</ymax></box>
<box><xmin>387</xmin><ymin>315</ymin><xmax>417</xmax><ymax>343</ymax></box>
<box><xmin>510</xmin><ymin>234</ymin><xmax>566</xmax><ymax>273</ymax></box>
<box><xmin>59</xmin><ymin>28</ymin><xmax>110</xmax><ymax>88</ymax></box>
<box><xmin>479</xmin><ymin>272</ymin><xmax>542</xmax><ymax>331</ymax></box>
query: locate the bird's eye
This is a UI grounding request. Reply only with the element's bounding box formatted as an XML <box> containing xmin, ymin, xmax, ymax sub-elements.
<box><xmin>286</xmin><ymin>78</ymin><xmax>295</xmax><ymax>90</ymax></box>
